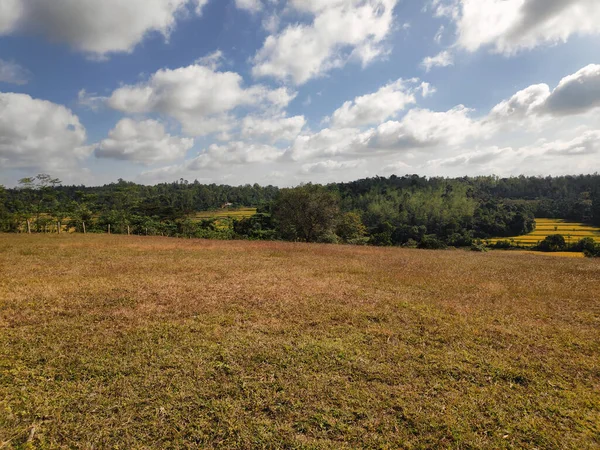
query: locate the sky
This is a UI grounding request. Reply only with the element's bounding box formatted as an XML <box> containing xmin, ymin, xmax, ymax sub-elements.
<box><xmin>0</xmin><ymin>0</ymin><xmax>599</xmax><ymax>187</ymax></box>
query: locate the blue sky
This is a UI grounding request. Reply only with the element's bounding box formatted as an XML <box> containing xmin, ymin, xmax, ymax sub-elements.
<box><xmin>1</xmin><ymin>0</ymin><xmax>599</xmax><ymax>187</ymax></box>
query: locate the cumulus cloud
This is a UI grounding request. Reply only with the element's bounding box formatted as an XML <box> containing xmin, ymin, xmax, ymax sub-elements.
<box><xmin>301</xmin><ymin>159</ymin><xmax>365</xmax><ymax>174</ymax></box>
<box><xmin>421</xmin><ymin>50</ymin><xmax>453</xmax><ymax>72</ymax></box>
<box><xmin>489</xmin><ymin>64</ymin><xmax>600</xmax><ymax>122</ymax></box>
<box><xmin>368</xmin><ymin>106</ymin><xmax>484</xmax><ymax>151</ymax></box>
<box><xmin>0</xmin><ymin>0</ymin><xmax>209</xmax><ymax>58</ymax></box>
<box><xmin>544</xmin><ymin>64</ymin><xmax>600</xmax><ymax>116</ymax></box>
<box><xmin>328</xmin><ymin>79</ymin><xmax>418</xmax><ymax>128</ymax></box>
<box><xmin>141</xmin><ymin>140</ymin><xmax>282</xmax><ymax>181</ymax></box>
<box><xmin>108</xmin><ymin>64</ymin><xmax>296</xmax><ymax>136</ymax></box>
<box><xmin>95</xmin><ymin>118</ymin><xmax>194</xmax><ymax>164</ymax></box>
<box><xmin>433</xmin><ymin>0</ymin><xmax>600</xmax><ymax>55</ymax></box>
<box><xmin>241</xmin><ymin>115</ymin><xmax>306</xmax><ymax>143</ymax></box>
<box><xmin>0</xmin><ymin>92</ymin><xmax>90</xmax><ymax>170</ymax></box>
<box><xmin>539</xmin><ymin>131</ymin><xmax>600</xmax><ymax>156</ymax></box>
<box><xmin>0</xmin><ymin>59</ymin><xmax>30</xmax><ymax>85</ymax></box>
<box><xmin>252</xmin><ymin>0</ymin><xmax>398</xmax><ymax>84</ymax></box>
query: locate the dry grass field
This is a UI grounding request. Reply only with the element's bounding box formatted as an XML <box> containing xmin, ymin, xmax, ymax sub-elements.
<box><xmin>488</xmin><ymin>218</ymin><xmax>600</xmax><ymax>248</ymax></box>
<box><xmin>0</xmin><ymin>234</ymin><xmax>599</xmax><ymax>449</ymax></box>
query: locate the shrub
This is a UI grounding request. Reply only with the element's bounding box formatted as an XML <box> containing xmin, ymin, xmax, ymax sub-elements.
<box><xmin>403</xmin><ymin>238</ymin><xmax>418</xmax><ymax>249</ymax></box>
<box><xmin>537</xmin><ymin>234</ymin><xmax>566</xmax><ymax>252</ymax></box>
<box><xmin>574</xmin><ymin>237</ymin><xmax>597</xmax><ymax>254</ymax></box>
<box><xmin>470</xmin><ymin>241</ymin><xmax>488</xmax><ymax>252</ymax></box>
<box><xmin>492</xmin><ymin>240</ymin><xmax>515</xmax><ymax>250</ymax></box>
<box><xmin>447</xmin><ymin>233</ymin><xmax>473</xmax><ymax>247</ymax></box>
<box><xmin>418</xmin><ymin>235</ymin><xmax>448</xmax><ymax>250</ymax></box>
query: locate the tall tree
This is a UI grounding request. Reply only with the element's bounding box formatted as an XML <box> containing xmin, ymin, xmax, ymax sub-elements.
<box><xmin>273</xmin><ymin>184</ymin><xmax>339</xmax><ymax>243</ymax></box>
<box><xmin>17</xmin><ymin>174</ymin><xmax>62</xmax><ymax>232</ymax></box>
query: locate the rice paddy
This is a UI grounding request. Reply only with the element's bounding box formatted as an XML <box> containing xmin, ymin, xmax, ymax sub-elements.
<box><xmin>193</xmin><ymin>207</ymin><xmax>258</xmax><ymax>221</ymax></box>
<box><xmin>488</xmin><ymin>218</ymin><xmax>600</xmax><ymax>247</ymax></box>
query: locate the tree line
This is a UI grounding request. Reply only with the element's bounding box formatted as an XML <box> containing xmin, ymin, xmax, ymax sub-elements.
<box><xmin>1</xmin><ymin>173</ymin><xmax>599</xmax><ymax>254</ymax></box>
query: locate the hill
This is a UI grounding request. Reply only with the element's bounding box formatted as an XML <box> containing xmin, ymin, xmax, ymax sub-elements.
<box><xmin>1</xmin><ymin>234</ymin><xmax>598</xmax><ymax>448</ymax></box>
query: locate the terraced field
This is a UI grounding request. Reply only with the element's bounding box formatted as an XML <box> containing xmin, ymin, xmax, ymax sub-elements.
<box><xmin>489</xmin><ymin>218</ymin><xmax>600</xmax><ymax>247</ymax></box>
<box><xmin>192</xmin><ymin>207</ymin><xmax>257</xmax><ymax>221</ymax></box>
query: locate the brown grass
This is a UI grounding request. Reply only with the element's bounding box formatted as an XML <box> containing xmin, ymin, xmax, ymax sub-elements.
<box><xmin>0</xmin><ymin>234</ymin><xmax>599</xmax><ymax>449</ymax></box>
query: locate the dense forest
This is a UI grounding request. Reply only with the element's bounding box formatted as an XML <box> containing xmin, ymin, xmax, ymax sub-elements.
<box><xmin>1</xmin><ymin>174</ymin><xmax>599</xmax><ymax>254</ymax></box>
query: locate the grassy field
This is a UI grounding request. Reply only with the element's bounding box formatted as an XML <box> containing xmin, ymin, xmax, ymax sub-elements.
<box><xmin>193</xmin><ymin>208</ymin><xmax>258</xmax><ymax>221</ymax></box>
<box><xmin>488</xmin><ymin>218</ymin><xmax>600</xmax><ymax>247</ymax></box>
<box><xmin>0</xmin><ymin>235</ymin><xmax>599</xmax><ymax>449</ymax></box>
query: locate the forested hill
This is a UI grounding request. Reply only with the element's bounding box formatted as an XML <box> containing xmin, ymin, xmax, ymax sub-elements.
<box><xmin>1</xmin><ymin>174</ymin><xmax>599</xmax><ymax>249</ymax></box>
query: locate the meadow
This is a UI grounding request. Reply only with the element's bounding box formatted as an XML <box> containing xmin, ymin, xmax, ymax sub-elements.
<box><xmin>0</xmin><ymin>234</ymin><xmax>599</xmax><ymax>448</ymax></box>
<box><xmin>488</xmin><ymin>218</ymin><xmax>600</xmax><ymax>248</ymax></box>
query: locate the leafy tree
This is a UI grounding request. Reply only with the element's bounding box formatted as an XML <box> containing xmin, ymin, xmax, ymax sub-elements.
<box><xmin>538</xmin><ymin>234</ymin><xmax>567</xmax><ymax>252</ymax></box>
<box><xmin>273</xmin><ymin>184</ymin><xmax>339</xmax><ymax>243</ymax></box>
<box><xmin>336</xmin><ymin>212</ymin><xmax>367</xmax><ymax>244</ymax></box>
<box><xmin>17</xmin><ymin>174</ymin><xmax>62</xmax><ymax>232</ymax></box>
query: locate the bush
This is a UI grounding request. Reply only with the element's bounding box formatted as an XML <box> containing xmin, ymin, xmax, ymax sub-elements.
<box><xmin>447</xmin><ymin>233</ymin><xmax>473</xmax><ymax>247</ymax></box>
<box><xmin>491</xmin><ymin>240</ymin><xmax>515</xmax><ymax>250</ymax></box>
<box><xmin>470</xmin><ymin>240</ymin><xmax>488</xmax><ymax>252</ymax></box>
<box><xmin>537</xmin><ymin>234</ymin><xmax>566</xmax><ymax>252</ymax></box>
<box><xmin>573</xmin><ymin>237</ymin><xmax>597</xmax><ymax>254</ymax></box>
<box><xmin>418</xmin><ymin>235</ymin><xmax>448</xmax><ymax>250</ymax></box>
<box><xmin>402</xmin><ymin>238</ymin><xmax>418</xmax><ymax>249</ymax></box>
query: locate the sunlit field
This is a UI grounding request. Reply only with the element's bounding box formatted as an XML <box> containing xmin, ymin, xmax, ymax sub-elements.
<box><xmin>1</xmin><ymin>234</ymin><xmax>599</xmax><ymax>448</ymax></box>
<box><xmin>488</xmin><ymin>218</ymin><xmax>600</xmax><ymax>247</ymax></box>
<box><xmin>193</xmin><ymin>208</ymin><xmax>258</xmax><ymax>221</ymax></box>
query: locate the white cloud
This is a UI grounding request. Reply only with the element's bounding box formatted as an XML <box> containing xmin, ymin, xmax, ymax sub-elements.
<box><xmin>95</xmin><ymin>118</ymin><xmax>194</xmax><ymax>164</ymax></box>
<box><xmin>252</xmin><ymin>0</ymin><xmax>399</xmax><ymax>84</ymax></box>
<box><xmin>434</xmin><ymin>0</ymin><xmax>600</xmax><ymax>55</ymax></box>
<box><xmin>328</xmin><ymin>79</ymin><xmax>417</xmax><ymax>128</ymax></box>
<box><xmin>287</xmin><ymin>127</ymin><xmax>370</xmax><ymax>161</ymax></box>
<box><xmin>421</xmin><ymin>50</ymin><xmax>453</xmax><ymax>72</ymax></box>
<box><xmin>235</xmin><ymin>0</ymin><xmax>263</xmax><ymax>13</ymax></box>
<box><xmin>544</xmin><ymin>64</ymin><xmax>600</xmax><ymax>116</ymax></box>
<box><xmin>419</xmin><ymin>82</ymin><xmax>436</xmax><ymax>98</ymax></box>
<box><xmin>195</xmin><ymin>50</ymin><xmax>225</xmax><ymax>70</ymax></box>
<box><xmin>0</xmin><ymin>0</ymin><xmax>22</xmax><ymax>34</ymax></box>
<box><xmin>488</xmin><ymin>83</ymin><xmax>550</xmax><ymax>122</ymax></box>
<box><xmin>142</xmin><ymin>140</ymin><xmax>282</xmax><ymax>180</ymax></box>
<box><xmin>301</xmin><ymin>159</ymin><xmax>365</xmax><ymax>174</ymax></box>
<box><xmin>0</xmin><ymin>92</ymin><xmax>90</xmax><ymax>170</ymax></box>
<box><xmin>0</xmin><ymin>0</ymin><xmax>209</xmax><ymax>58</ymax></box>
<box><xmin>489</xmin><ymin>64</ymin><xmax>600</xmax><ymax>122</ymax></box>
<box><xmin>289</xmin><ymin>105</ymin><xmax>483</xmax><ymax>161</ymax></box>
<box><xmin>108</xmin><ymin>64</ymin><xmax>296</xmax><ymax>136</ymax></box>
<box><xmin>538</xmin><ymin>131</ymin><xmax>600</xmax><ymax>156</ymax></box>
<box><xmin>77</xmin><ymin>89</ymin><xmax>108</xmax><ymax>112</ymax></box>
<box><xmin>0</xmin><ymin>59</ymin><xmax>30</xmax><ymax>85</ymax></box>
<box><xmin>434</xmin><ymin>25</ymin><xmax>445</xmax><ymax>43</ymax></box>
<box><xmin>241</xmin><ymin>115</ymin><xmax>306</xmax><ymax>143</ymax></box>
<box><xmin>369</xmin><ymin>106</ymin><xmax>484</xmax><ymax>151</ymax></box>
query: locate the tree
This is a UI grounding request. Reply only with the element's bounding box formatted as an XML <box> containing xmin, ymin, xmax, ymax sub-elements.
<box><xmin>336</xmin><ymin>212</ymin><xmax>367</xmax><ymax>243</ymax></box>
<box><xmin>538</xmin><ymin>234</ymin><xmax>566</xmax><ymax>252</ymax></box>
<box><xmin>17</xmin><ymin>174</ymin><xmax>62</xmax><ymax>232</ymax></box>
<box><xmin>273</xmin><ymin>184</ymin><xmax>339</xmax><ymax>243</ymax></box>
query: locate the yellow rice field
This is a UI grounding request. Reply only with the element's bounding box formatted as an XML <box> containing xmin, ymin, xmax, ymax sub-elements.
<box><xmin>192</xmin><ymin>207</ymin><xmax>257</xmax><ymax>221</ymax></box>
<box><xmin>488</xmin><ymin>218</ymin><xmax>600</xmax><ymax>247</ymax></box>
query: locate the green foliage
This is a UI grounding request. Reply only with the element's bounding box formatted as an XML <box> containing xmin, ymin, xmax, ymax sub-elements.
<box><xmin>470</xmin><ymin>241</ymin><xmax>488</xmax><ymax>252</ymax></box>
<box><xmin>3</xmin><ymin>174</ymin><xmax>600</xmax><ymax>252</ymax></box>
<box><xmin>336</xmin><ymin>212</ymin><xmax>366</xmax><ymax>243</ymax></box>
<box><xmin>418</xmin><ymin>235</ymin><xmax>448</xmax><ymax>250</ymax></box>
<box><xmin>273</xmin><ymin>184</ymin><xmax>340</xmax><ymax>243</ymax></box>
<box><xmin>537</xmin><ymin>234</ymin><xmax>567</xmax><ymax>252</ymax></box>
